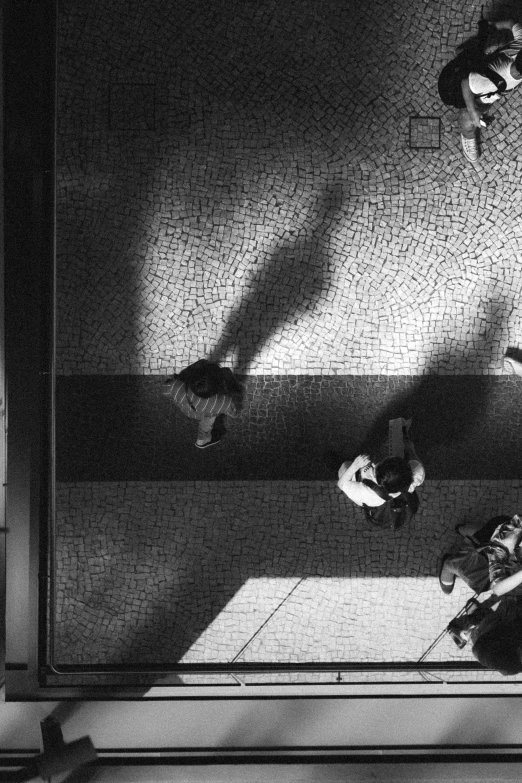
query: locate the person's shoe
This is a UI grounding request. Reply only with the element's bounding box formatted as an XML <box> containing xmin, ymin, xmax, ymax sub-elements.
<box><xmin>438</xmin><ymin>554</ymin><xmax>456</xmax><ymax>595</ymax></box>
<box><xmin>503</xmin><ymin>356</ymin><xmax>522</xmax><ymax>376</ymax></box>
<box><xmin>461</xmin><ymin>133</ymin><xmax>479</xmax><ymax>163</ymax></box>
<box><xmin>195</xmin><ymin>435</ymin><xmax>222</xmax><ymax>449</ymax></box>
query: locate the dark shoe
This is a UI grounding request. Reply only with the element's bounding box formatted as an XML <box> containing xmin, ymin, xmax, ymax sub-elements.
<box><xmin>195</xmin><ymin>435</ymin><xmax>222</xmax><ymax>449</ymax></box>
<box><xmin>438</xmin><ymin>554</ymin><xmax>456</xmax><ymax>595</ymax></box>
<box><xmin>211</xmin><ymin>413</ymin><xmax>227</xmax><ymax>441</ymax></box>
<box><xmin>479</xmin><ymin>113</ymin><xmax>494</xmax><ymax>127</ymax></box>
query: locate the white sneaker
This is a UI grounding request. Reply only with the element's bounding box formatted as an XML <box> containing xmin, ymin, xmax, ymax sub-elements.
<box><xmin>461</xmin><ymin>134</ymin><xmax>479</xmax><ymax>162</ymax></box>
<box><xmin>503</xmin><ymin>357</ymin><xmax>522</xmax><ymax>376</ymax></box>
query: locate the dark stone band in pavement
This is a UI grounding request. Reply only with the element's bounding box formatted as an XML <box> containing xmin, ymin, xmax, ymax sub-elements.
<box><xmin>56</xmin><ymin>374</ymin><xmax>522</xmax><ymax>482</ymax></box>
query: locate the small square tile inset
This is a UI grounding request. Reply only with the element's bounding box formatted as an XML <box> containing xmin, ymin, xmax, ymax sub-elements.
<box><xmin>409</xmin><ymin>116</ymin><xmax>441</xmax><ymax>149</ymax></box>
<box><xmin>109</xmin><ymin>84</ymin><xmax>155</xmax><ymax>131</ymax></box>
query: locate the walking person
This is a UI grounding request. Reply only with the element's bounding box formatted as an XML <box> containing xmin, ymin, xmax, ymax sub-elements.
<box><xmin>164</xmin><ymin>359</ymin><xmax>242</xmax><ymax>449</ymax></box>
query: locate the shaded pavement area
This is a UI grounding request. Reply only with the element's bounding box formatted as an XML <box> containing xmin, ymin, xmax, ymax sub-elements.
<box><xmin>56</xmin><ymin>374</ymin><xmax>522</xmax><ymax>481</ymax></box>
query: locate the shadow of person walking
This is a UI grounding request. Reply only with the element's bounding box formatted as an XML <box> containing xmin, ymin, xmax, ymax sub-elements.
<box><xmin>210</xmin><ymin>184</ymin><xmax>343</xmax><ymax>373</ymax></box>
<box><xmin>353</xmin><ymin>298</ymin><xmax>522</xmax><ymax>479</ymax></box>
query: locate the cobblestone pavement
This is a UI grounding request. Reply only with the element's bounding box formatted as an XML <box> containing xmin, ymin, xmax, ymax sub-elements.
<box><xmin>56</xmin><ymin>0</ymin><xmax>522</xmax><ymax>377</ymax></box>
<box><xmin>55</xmin><ymin>0</ymin><xmax>522</xmax><ymax>676</ymax></box>
<box><xmin>54</xmin><ymin>480</ymin><xmax>522</xmax><ymax>681</ymax></box>
<box><xmin>56</xmin><ymin>375</ymin><xmax>522</xmax><ymax>481</ymax></box>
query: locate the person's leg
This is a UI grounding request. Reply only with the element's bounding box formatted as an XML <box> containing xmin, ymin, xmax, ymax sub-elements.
<box><xmin>440</xmin><ymin>541</ymin><xmax>490</xmax><ymax>594</ymax></box>
<box><xmin>459</xmin><ymin>97</ymin><xmax>492</xmax><ymax>161</ymax></box>
<box><xmin>459</xmin><ymin>107</ymin><xmax>480</xmax><ymax>162</ymax></box>
<box><xmin>459</xmin><ymin>107</ymin><xmax>476</xmax><ymax>139</ymax></box>
<box><xmin>459</xmin><ymin>96</ymin><xmax>491</xmax><ymax>136</ymax></box>
<box><xmin>456</xmin><ymin>515</ymin><xmax>510</xmax><ymax>545</ymax></box>
<box><xmin>196</xmin><ymin>416</ymin><xmax>216</xmax><ymax>447</ymax></box>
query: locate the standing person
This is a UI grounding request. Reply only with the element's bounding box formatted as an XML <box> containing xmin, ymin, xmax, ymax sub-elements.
<box><xmin>164</xmin><ymin>359</ymin><xmax>242</xmax><ymax>449</ymax></box>
<box><xmin>439</xmin><ymin>18</ymin><xmax>522</xmax><ymax>162</ymax></box>
<box><xmin>336</xmin><ymin>427</ymin><xmax>425</xmax><ymax>528</ymax></box>
<box><xmin>439</xmin><ymin>515</ymin><xmax>522</xmax><ymax>675</ymax></box>
<box><xmin>461</xmin><ymin>19</ymin><xmax>522</xmax><ymax>161</ymax></box>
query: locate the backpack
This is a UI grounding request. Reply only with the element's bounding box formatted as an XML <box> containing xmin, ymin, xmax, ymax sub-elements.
<box><xmin>438</xmin><ymin>50</ymin><xmax>507</xmax><ymax>108</ymax></box>
<box><xmin>361</xmin><ymin>479</ymin><xmax>419</xmax><ymax>530</ymax></box>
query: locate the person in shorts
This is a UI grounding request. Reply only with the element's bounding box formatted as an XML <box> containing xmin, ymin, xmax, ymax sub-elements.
<box><xmin>460</xmin><ymin>19</ymin><xmax>522</xmax><ymax>161</ymax></box>
<box><xmin>439</xmin><ymin>514</ymin><xmax>522</xmax><ymax>675</ymax></box>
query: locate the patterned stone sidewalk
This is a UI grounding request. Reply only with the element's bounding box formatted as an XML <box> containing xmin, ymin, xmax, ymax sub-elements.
<box><xmin>56</xmin><ymin>0</ymin><xmax>522</xmax><ymax>377</ymax></box>
<box><xmin>53</xmin><ymin>0</ymin><xmax>522</xmax><ymax>678</ymax></box>
<box><xmin>54</xmin><ymin>479</ymin><xmax>522</xmax><ymax>681</ymax></box>
<box><xmin>56</xmin><ymin>375</ymin><xmax>522</xmax><ymax>481</ymax></box>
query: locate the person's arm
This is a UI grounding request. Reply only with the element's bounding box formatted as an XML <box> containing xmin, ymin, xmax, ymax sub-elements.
<box><xmin>403</xmin><ymin>431</ymin><xmax>419</xmax><ymax>462</ymax></box>
<box><xmin>493</xmin><ymin>19</ymin><xmax>515</xmax><ymax>31</ymax></box>
<box><xmin>225</xmin><ymin>399</ymin><xmax>240</xmax><ymax>418</ymax></box>
<box><xmin>461</xmin><ymin>78</ymin><xmax>482</xmax><ymax>128</ymax></box>
<box><xmin>337</xmin><ymin>459</ymin><xmax>385</xmax><ymax>507</ymax></box>
<box><xmin>340</xmin><ymin>454</ymin><xmax>371</xmax><ymax>482</ymax></box>
<box><xmin>475</xmin><ymin>571</ymin><xmax>522</xmax><ymax>605</ymax></box>
<box><xmin>490</xmin><ymin>567</ymin><xmax>522</xmax><ymax>597</ymax></box>
<box><xmin>402</xmin><ymin>428</ymin><xmax>426</xmax><ymax>482</ymax></box>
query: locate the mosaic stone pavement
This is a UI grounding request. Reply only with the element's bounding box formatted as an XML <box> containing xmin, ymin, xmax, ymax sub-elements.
<box><xmin>56</xmin><ymin>374</ymin><xmax>522</xmax><ymax>481</ymax></box>
<box><xmin>56</xmin><ymin>0</ymin><xmax>522</xmax><ymax>377</ymax></box>
<box><xmin>54</xmin><ymin>480</ymin><xmax>522</xmax><ymax>680</ymax></box>
<box><xmin>54</xmin><ymin>0</ymin><xmax>522</xmax><ymax>675</ymax></box>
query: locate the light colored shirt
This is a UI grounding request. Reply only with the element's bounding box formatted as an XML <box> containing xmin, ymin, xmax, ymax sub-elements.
<box><xmin>337</xmin><ymin>459</ymin><xmax>425</xmax><ymax>507</ymax></box>
<box><xmin>469</xmin><ymin>23</ymin><xmax>522</xmax><ymax>102</ymax></box>
<box><xmin>165</xmin><ymin>378</ymin><xmax>237</xmax><ymax>420</ymax></box>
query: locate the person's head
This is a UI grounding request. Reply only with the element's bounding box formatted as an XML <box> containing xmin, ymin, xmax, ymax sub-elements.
<box><xmin>472</xmin><ymin>621</ymin><xmax>522</xmax><ymax>675</ymax></box>
<box><xmin>186</xmin><ymin>363</ymin><xmax>224</xmax><ymax>398</ymax></box>
<box><xmin>484</xmin><ymin>27</ymin><xmax>512</xmax><ymax>54</ymax></box>
<box><xmin>374</xmin><ymin>457</ymin><xmax>413</xmax><ymax>494</ymax></box>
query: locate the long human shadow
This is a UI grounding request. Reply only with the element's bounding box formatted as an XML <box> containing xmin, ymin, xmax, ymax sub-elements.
<box><xmin>71</xmin><ymin>494</ymin><xmax>392</xmax><ymax>667</ymax></box>
<box><xmin>351</xmin><ymin>299</ymin><xmax>522</xmax><ymax>479</ymax></box>
<box><xmin>50</xmin><ymin>0</ymin><xmax>522</xmax><ymax>677</ymax></box>
<box><xmin>210</xmin><ymin>185</ymin><xmax>342</xmax><ymax>373</ymax></box>
<box><xmin>53</xmin><ymin>296</ymin><xmax>522</xmax><ymax>670</ymax></box>
<box><xmin>53</xmin><ymin>463</ymin><xmax>492</xmax><ymax>670</ymax></box>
